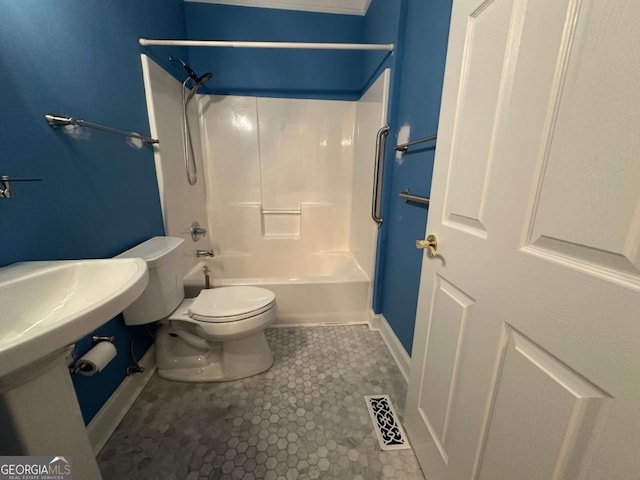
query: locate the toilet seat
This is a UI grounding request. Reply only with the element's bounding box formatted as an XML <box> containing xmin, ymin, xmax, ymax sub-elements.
<box><xmin>188</xmin><ymin>286</ymin><xmax>276</xmax><ymax>323</ymax></box>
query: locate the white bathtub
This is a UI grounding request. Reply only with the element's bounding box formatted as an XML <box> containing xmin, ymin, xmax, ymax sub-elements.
<box><xmin>184</xmin><ymin>253</ymin><xmax>371</xmax><ymax>325</ymax></box>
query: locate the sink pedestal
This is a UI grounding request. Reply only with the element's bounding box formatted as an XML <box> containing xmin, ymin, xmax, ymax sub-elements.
<box><xmin>0</xmin><ymin>347</ymin><xmax>103</xmax><ymax>480</ymax></box>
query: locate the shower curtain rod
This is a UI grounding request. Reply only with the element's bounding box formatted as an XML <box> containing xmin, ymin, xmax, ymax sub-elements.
<box><xmin>139</xmin><ymin>38</ymin><xmax>394</xmax><ymax>51</ymax></box>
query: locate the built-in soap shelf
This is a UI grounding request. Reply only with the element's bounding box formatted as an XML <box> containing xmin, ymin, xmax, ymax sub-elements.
<box><xmin>261</xmin><ymin>208</ymin><xmax>301</xmax><ymax>215</ymax></box>
<box><xmin>225</xmin><ymin>202</ymin><xmax>337</xmax><ymax>243</ymax></box>
<box><xmin>261</xmin><ymin>206</ymin><xmax>302</xmax><ymax>238</ymax></box>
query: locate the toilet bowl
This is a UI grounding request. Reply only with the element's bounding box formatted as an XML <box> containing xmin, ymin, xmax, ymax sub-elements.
<box><xmin>155</xmin><ymin>286</ymin><xmax>276</xmax><ymax>382</ymax></box>
<box><xmin>117</xmin><ymin>237</ymin><xmax>276</xmax><ymax>382</ymax></box>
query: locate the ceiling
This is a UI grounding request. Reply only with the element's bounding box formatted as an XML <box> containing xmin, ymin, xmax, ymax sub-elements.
<box><xmin>184</xmin><ymin>0</ymin><xmax>372</xmax><ymax>16</ymax></box>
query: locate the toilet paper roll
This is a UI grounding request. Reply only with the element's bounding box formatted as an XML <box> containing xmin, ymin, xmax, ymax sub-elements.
<box><xmin>74</xmin><ymin>342</ymin><xmax>117</xmax><ymax>376</ymax></box>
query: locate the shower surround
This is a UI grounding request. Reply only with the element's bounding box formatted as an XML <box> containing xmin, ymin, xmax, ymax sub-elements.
<box><xmin>141</xmin><ymin>55</ymin><xmax>389</xmax><ymax>324</ymax></box>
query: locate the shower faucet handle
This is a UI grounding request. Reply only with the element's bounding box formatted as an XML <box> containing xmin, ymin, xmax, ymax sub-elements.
<box><xmin>190</xmin><ymin>221</ymin><xmax>207</xmax><ymax>241</ymax></box>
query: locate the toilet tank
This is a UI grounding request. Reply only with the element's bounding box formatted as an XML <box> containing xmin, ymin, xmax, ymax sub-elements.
<box><xmin>117</xmin><ymin>236</ymin><xmax>185</xmax><ymax>325</ymax></box>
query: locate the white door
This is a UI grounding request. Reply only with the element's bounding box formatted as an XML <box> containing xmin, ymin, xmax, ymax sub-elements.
<box><xmin>405</xmin><ymin>0</ymin><xmax>640</xmax><ymax>479</ymax></box>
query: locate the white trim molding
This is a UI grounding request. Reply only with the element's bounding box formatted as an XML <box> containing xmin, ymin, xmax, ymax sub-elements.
<box><xmin>369</xmin><ymin>314</ymin><xmax>410</xmax><ymax>383</ymax></box>
<box><xmin>274</xmin><ymin>311</ymin><xmax>372</xmax><ymax>327</ymax></box>
<box><xmin>184</xmin><ymin>0</ymin><xmax>372</xmax><ymax>16</ymax></box>
<box><xmin>87</xmin><ymin>346</ymin><xmax>157</xmax><ymax>455</ymax></box>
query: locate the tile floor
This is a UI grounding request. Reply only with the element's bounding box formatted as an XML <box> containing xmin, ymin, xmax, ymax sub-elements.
<box><xmin>98</xmin><ymin>326</ymin><xmax>424</xmax><ymax>479</ymax></box>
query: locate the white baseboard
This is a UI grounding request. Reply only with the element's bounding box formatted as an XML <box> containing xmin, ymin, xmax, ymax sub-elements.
<box><xmin>87</xmin><ymin>346</ymin><xmax>157</xmax><ymax>455</ymax></box>
<box><xmin>369</xmin><ymin>313</ymin><xmax>410</xmax><ymax>383</ymax></box>
<box><xmin>274</xmin><ymin>311</ymin><xmax>372</xmax><ymax>326</ymax></box>
<box><xmin>270</xmin><ymin>320</ymin><xmax>371</xmax><ymax>328</ymax></box>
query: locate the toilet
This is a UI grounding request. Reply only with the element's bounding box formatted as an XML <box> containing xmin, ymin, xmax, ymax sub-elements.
<box><xmin>118</xmin><ymin>236</ymin><xmax>276</xmax><ymax>382</ymax></box>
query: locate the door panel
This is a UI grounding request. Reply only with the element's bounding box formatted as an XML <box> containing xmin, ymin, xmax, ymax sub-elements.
<box><xmin>444</xmin><ymin>0</ymin><xmax>514</xmax><ymax>236</ymax></box>
<box><xmin>417</xmin><ymin>276</ymin><xmax>475</xmax><ymax>462</ymax></box>
<box><xmin>478</xmin><ymin>330</ymin><xmax>610</xmax><ymax>480</ymax></box>
<box><xmin>523</xmin><ymin>0</ymin><xmax>640</xmax><ymax>283</ymax></box>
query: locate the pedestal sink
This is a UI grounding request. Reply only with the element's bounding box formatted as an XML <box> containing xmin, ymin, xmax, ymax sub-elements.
<box><xmin>0</xmin><ymin>259</ymin><xmax>148</xmax><ymax>480</ymax></box>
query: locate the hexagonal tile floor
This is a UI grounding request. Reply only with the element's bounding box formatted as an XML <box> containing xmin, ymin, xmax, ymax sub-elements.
<box><xmin>98</xmin><ymin>326</ymin><xmax>425</xmax><ymax>479</ymax></box>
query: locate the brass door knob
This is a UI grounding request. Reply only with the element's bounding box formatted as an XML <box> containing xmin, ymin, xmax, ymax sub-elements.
<box><xmin>416</xmin><ymin>234</ymin><xmax>438</xmax><ymax>257</ymax></box>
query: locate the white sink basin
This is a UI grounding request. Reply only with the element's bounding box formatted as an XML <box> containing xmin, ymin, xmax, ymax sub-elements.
<box><xmin>0</xmin><ymin>258</ymin><xmax>148</xmax><ymax>379</ymax></box>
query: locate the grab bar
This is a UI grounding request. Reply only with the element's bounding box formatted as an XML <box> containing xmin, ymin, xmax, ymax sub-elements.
<box><xmin>395</xmin><ymin>134</ymin><xmax>437</xmax><ymax>153</ymax></box>
<box><xmin>371</xmin><ymin>125</ymin><xmax>390</xmax><ymax>225</ymax></box>
<box><xmin>399</xmin><ymin>188</ymin><xmax>430</xmax><ymax>205</ymax></box>
<box><xmin>45</xmin><ymin>113</ymin><xmax>159</xmax><ymax>145</ymax></box>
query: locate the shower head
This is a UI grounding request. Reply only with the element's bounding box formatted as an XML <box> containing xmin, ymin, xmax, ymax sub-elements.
<box><xmin>184</xmin><ymin>71</ymin><xmax>213</xmax><ymax>103</ymax></box>
<box><xmin>196</xmin><ymin>72</ymin><xmax>213</xmax><ymax>85</ymax></box>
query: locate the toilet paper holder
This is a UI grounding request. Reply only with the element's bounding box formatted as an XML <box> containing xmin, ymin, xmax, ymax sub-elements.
<box><xmin>92</xmin><ymin>335</ymin><xmax>114</xmax><ymax>344</ymax></box>
<box><xmin>69</xmin><ymin>336</ymin><xmax>117</xmax><ymax>376</ymax></box>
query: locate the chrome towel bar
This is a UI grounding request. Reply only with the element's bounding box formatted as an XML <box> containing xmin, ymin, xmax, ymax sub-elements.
<box><xmin>395</xmin><ymin>134</ymin><xmax>437</xmax><ymax>152</ymax></box>
<box><xmin>45</xmin><ymin>114</ymin><xmax>159</xmax><ymax>145</ymax></box>
<box><xmin>0</xmin><ymin>175</ymin><xmax>42</xmax><ymax>199</ymax></box>
<box><xmin>399</xmin><ymin>189</ymin><xmax>430</xmax><ymax>206</ymax></box>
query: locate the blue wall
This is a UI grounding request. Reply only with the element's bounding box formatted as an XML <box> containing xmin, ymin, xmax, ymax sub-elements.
<box><xmin>184</xmin><ymin>3</ymin><xmax>381</xmax><ymax>99</ymax></box>
<box><xmin>374</xmin><ymin>0</ymin><xmax>453</xmax><ymax>354</ymax></box>
<box><xmin>0</xmin><ymin>0</ymin><xmax>187</xmax><ymax>423</ymax></box>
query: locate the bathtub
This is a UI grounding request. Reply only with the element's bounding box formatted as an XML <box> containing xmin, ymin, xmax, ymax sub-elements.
<box><xmin>184</xmin><ymin>253</ymin><xmax>372</xmax><ymax>325</ymax></box>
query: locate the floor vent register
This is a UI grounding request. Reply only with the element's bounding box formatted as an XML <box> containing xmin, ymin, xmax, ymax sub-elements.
<box><xmin>364</xmin><ymin>395</ymin><xmax>411</xmax><ymax>451</ymax></box>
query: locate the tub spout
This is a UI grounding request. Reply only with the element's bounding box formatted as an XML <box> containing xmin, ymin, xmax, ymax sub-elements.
<box><xmin>196</xmin><ymin>249</ymin><xmax>215</xmax><ymax>258</ymax></box>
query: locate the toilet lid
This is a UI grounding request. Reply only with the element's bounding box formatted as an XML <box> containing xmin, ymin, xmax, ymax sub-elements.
<box><xmin>188</xmin><ymin>286</ymin><xmax>275</xmax><ymax>321</ymax></box>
